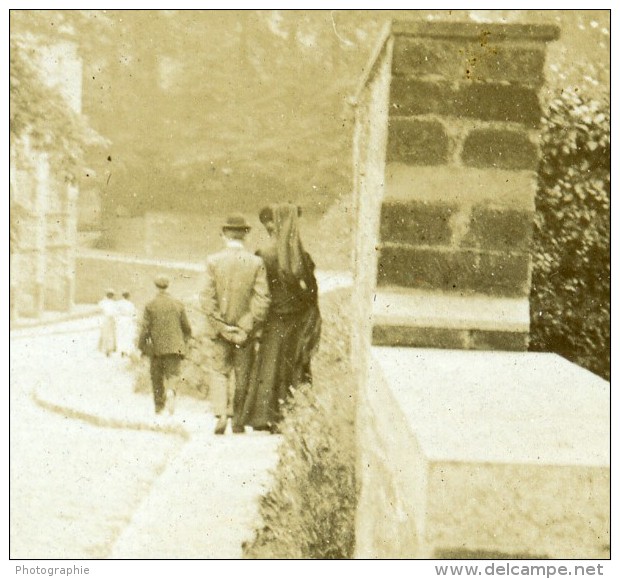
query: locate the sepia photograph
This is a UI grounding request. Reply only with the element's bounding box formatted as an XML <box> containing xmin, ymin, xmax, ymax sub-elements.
<box><xmin>8</xmin><ymin>4</ymin><xmax>612</xmax><ymax>572</ymax></box>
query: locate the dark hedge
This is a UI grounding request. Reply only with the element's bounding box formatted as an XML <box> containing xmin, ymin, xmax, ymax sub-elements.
<box><xmin>530</xmin><ymin>90</ymin><xmax>610</xmax><ymax>380</ymax></box>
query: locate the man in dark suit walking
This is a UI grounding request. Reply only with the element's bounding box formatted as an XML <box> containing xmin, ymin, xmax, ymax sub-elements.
<box><xmin>138</xmin><ymin>275</ymin><xmax>192</xmax><ymax>414</ymax></box>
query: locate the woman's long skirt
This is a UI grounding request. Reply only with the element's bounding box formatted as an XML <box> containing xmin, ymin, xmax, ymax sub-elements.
<box><xmin>98</xmin><ymin>316</ymin><xmax>116</xmax><ymax>355</ymax></box>
<box><xmin>241</xmin><ymin>304</ymin><xmax>321</xmax><ymax>429</ymax></box>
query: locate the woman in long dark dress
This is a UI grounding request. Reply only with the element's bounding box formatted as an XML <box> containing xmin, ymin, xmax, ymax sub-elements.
<box><xmin>241</xmin><ymin>203</ymin><xmax>322</xmax><ymax>432</ymax></box>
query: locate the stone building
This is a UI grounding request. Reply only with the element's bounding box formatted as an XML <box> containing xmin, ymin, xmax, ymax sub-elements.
<box><xmin>10</xmin><ymin>42</ymin><xmax>82</xmax><ymax>320</ymax></box>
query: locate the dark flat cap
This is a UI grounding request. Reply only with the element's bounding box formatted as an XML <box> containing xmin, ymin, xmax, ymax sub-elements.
<box><xmin>154</xmin><ymin>275</ymin><xmax>170</xmax><ymax>289</ymax></box>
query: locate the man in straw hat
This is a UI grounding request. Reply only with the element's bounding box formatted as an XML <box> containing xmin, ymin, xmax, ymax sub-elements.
<box><xmin>200</xmin><ymin>214</ymin><xmax>271</xmax><ymax>435</ymax></box>
<box><xmin>138</xmin><ymin>275</ymin><xmax>192</xmax><ymax>415</ymax></box>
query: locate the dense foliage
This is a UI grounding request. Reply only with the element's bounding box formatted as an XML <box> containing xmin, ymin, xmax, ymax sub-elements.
<box><xmin>530</xmin><ymin>90</ymin><xmax>610</xmax><ymax>380</ymax></box>
<box><xmin>10</xmin><ymin>15</ymin><xmax>105</xmax><ymax>182</ymax></box>
<box><xmin>243</xmin><ymin>289</ymin><xmax>356</xmax><ymax>559</ymax></box>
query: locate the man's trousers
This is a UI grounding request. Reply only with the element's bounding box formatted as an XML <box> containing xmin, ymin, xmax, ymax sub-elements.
<box><xmin>207</xmin><ymin>337</ymin><xmax>255</xmax><ymax>424</ymax></box>
<box><xmin>150</xmin><ymin>354</ymin><xmax>183</xmax><ymax>412</ymax></box>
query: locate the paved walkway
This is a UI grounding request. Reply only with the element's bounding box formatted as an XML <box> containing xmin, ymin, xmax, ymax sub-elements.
<box><xmin>19</xmin><ymin>317</ymin><xmax>280</xmax><ymax>559</ymax></box>
<box><xmin>10</xmin><ymin>319</ymin><xmax>184</xmax><ymax>558</ymax></box>
<box><xmin>12</xmin><ymin>269</ymin><xmax>353</xmax><ymax>559</ymax></box>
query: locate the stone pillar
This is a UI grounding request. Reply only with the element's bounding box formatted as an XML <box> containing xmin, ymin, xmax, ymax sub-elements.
<box><xmin>350</xmin><ymin>20</ymin><xmax>611</xmax><ymax>562</ymax></box>
<box><xmin>351</xmin><ymin>24</ymin><xmax>393</xmax><ymax>387</ymax></box>
<box><xmin>10</xmin><ymin>142</ymin><xmax>36</xmax><ymax>318</ymax></box>
<box><xmin>355</xmin><ymin>20</ymin><xmax>560</xmax><ymax>352</ymax></box>
<box><xmin>33</xmin><ymin>150</ymin><xmax>49</xmax><ymax>318</ymax></box>
<box><xmin>40</xmin><ymin>41</ymin><xmax>82</xmax><ymax>313</ymax></box>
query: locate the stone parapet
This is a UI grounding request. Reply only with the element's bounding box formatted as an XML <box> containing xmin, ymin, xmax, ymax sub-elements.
<box><xmin>355</xmin><ymin>348</ymin><xmax>610</xmax><ymax>559</ymax></box>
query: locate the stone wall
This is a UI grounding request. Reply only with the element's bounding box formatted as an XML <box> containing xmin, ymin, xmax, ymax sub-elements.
<box><xmin>355</xmin><ymin>20</ymin><xmax>560</xmax><ymax>351</ymax></box>
<box><xmin>10</xmin><ymin>42</ymin><xmax>82</xmax><ymax>319</ymax></box>
<box><xmin>351</xmin><ymin>19</ymin><xmax>610</xmax><ymax>560</ymax></box>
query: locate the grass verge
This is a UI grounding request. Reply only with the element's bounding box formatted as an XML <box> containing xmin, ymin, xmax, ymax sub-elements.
<box><xmin>242</xmin><ymin>288</ymin><xmax>356</xmax><ymax>559</ymax></box>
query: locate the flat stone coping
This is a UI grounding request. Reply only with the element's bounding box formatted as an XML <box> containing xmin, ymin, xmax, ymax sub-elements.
<box><xmin>384</xmin><ymin>164</ymin><xmax>537</xmax><ymax>211</ymax></box>
<box><xmin>392</xmin><ymin>20</ymin><xmax>560</xmax><ymax>42</ymax></box>
<box><xmin>373</xmin><ymin>288</ymin><xmax>529</xmax><ymax>332</ymax></box>
<box><xmin>372</xmin><ymin>347</ymin><xmax>609</xmax><ymax>467</ymax></box>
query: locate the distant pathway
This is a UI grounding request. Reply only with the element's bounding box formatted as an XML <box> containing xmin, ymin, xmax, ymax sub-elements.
<box><xmin>78</xmin><ymin>248</ymin><xmax>353</xmax><ymax>286</ymax></box>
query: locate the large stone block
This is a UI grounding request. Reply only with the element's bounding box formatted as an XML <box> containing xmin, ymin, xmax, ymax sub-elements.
<box><xmin>426</xmin><ymin>461</ymin><xmax>609</xmax><ymax>559</ymax></box>
<box><xmin>470</xmin><ymin>44</ymin><xmax>547</xmax><ymax>87</ymax></box>
<box><xmin>386</xmin><ymin>118</ymin><xmax>449</xmax><ymax>165</ymax></box>
<box><xmin>385</xmin><ymin>164</ymin><xmax>537</xmax><ymax>211</ymax></box>
<box><xmin>478</xmin><ymin>251</ymin><xmax>531</xmax><ymax>296</ymax></box>
<box><xmin>377</xmin><ymin>245</ymin><xmax>478</xmax><ymax>291</ymax></box>
<box><xmin>372</xmin><ymin>321</ymin><xmax>529</xmax><ymax>352</ymax></box>
<box><xmin>380</xmin><ymin>200</ymin><xmax>455</xmax><ymax>246</ymax></box>
<box><xmin>356</xmin><ymin>348</ymin><xmax>610</xmax><ymax>559</ymax></box>
<box><xmin>373</xmin><ymin>326</ymin><xmax>529</xmax><ymax>351</ymax></box>
<box><xmin>462</xmin><ymin>128</ymin><xmax>539</xmax><ymax>170</ymax></box>
<box><xmin>463</xmin><ymin>206</ymin><xmax>534</xmax><ymax>251</ymax></box>
<box><xmin>392</xmin><ymin>37</ymin><xmax>548</xmax><ymax>87</ymax></box>
<box><xmin>392</xmin><ymin>38</ymin><xmax>464</xmax><ymax>80</ymax></box>
<box><xmin>458</xmin><ymin>83</ymin><xmax>541</xmax><ymax>126</ymax></box>
<box><xmin>391</xmin><ymin>20</ymin><xmax>561</xmax><ymax>43</ymax></box>
<box><xmin>469</xmin><ymin>329</ymin><xmax>528</xmax><ymax>351</ymax></box>
<box><xmin>377</xmin><ymin>245</ymin><xmax>530</xmax><ymax>296</ymax></box>
<box><xmin>390</xmin><ymin>78</ymin><xmax>541</xmax><ymax>126</ymax></box>
<box><xmin>389</xmin><ymin>77</ymin><xmax>448</xmax><ymax>116</ymax></box>
<box><xmin>373</xmin><ymin>325</ymin><xmax>469</xmax><ymax>349</ymax></box>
